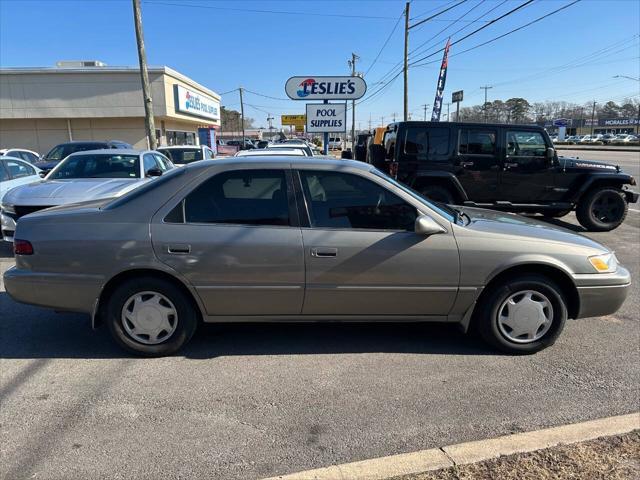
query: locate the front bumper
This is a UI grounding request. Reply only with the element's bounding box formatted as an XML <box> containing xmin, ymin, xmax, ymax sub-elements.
<box><xmin>1</xmin><ymin>212</ymin><xmax>16</xmax><ymax>242</ymax></box>
<box><xmin>3</xmin><ymin>266</ymin><xmax>103</xmax><ymax>313</ymax></box>
<box><xmin>624</xmin><ymin>190</ymin><xmax>639</xmax><ymax>204</ymax></box>
<box><xmin>573</xmin><ymin>266</ymin><xmax>631</xmax><ymax>318</ymax></box>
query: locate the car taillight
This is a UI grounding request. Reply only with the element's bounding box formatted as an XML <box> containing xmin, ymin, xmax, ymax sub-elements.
<box><xmin>14</xmin><ymin>239</ymin><xmax>34</xmax><ymax>255</ymax></box>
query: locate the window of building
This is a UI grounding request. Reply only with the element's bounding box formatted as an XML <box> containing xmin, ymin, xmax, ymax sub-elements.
<box><xmin>166</xmin><ymin>130</ymin><xmax>196</xmax><ymax>146</ymax></box>
<box><xmin>299</xmin><ymin>171</ymin><xmax>417</xmax><ymax>231</ymax></box>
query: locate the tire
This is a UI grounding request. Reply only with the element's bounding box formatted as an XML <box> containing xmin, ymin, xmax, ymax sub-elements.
<box><xmin>105</xmin><ymin>276</ymin><xmax>198</xmax><ymax>357</ymax></box>
<box><xmin>542</xmin><ymin>209</ymin><xmax>571</xmax><ymax>218</ymax></box>
<box><xmin>576</xmin><ymin>187</ymin><xmax>628</xmax><ymax>231</ymax></box>
<box><xmin>475</xmin><ymin>275</ymin><xmax>567</xmax><ymax>354</ymax></box>
<box><xmin>421</xmin><ymin>185</ymin><xmax>456</xmax><ymax>204</ymax></box>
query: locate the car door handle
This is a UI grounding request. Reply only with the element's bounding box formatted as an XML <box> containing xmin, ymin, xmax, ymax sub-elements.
<box><xmin>167</xmin><ymin>244</ymin><xmax>191</xmax><ymax>254</ymax></box>
<box><xmin>504</xmin><ymin>162</ymin><xmax>519</xmax><ymax>168</ymax></box>
<box><xmin>460</xmin><ymin>161</ymin><xmax>474</xmax><ymax>167</ymax></box>
<box><xmin>311</xmin><ymin>247</ymin><xmax>338</xmax><ymax>258</ymax></box>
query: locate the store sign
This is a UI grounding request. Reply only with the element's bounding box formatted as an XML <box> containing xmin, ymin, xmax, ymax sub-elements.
<box><xmin>286</xmin><ymin>76</ymin><xmax>367</xmax><ymax>100</ymax></box>
<box><xmin>452</xmin><ymin>90</ymin><xmax>463</xmax><ymax>103</ymax></box>
<box><xmin>600</xmin><ymin>118</ymin><xmax>639</xmax><ymax>126</ymax></box>
<box><xmin>281</xmin><ymin>114</ymin><xmax>306</xmax><ymax>129</ymax></box>
<box><xmin>175</xmin><ymin>85</ymin><xmax>220</xmax><ymax>121</ymax></box>
<box><xmin>306</xmin><ymin>103</ymin><xmax>346</xmax><ymax>133</ymax></box>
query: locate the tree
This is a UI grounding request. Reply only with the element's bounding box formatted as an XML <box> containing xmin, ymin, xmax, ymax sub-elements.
<box><xmin>599</xmin><ymin>101</ymin><xmax>621</xmax><ymax>119</ymax></box>
<box><xmin>221</xmin><ymin>107</ymin><xmax>254</xmax><ymax>131</ymax></box>
<box><xmin>505</xmin><ymin>98</ymin><xmax>531</xmax><ymax>123</ymax></box>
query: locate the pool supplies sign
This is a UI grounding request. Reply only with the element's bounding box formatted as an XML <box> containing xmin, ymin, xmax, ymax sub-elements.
<box><xmin>306</xmin><ymin>104</ymin><xmax>346</xmax><ymax>133</ymax></box>
<box><xmin>285</xmin><ymin>76</ymin><xmax>367</xmax><ymax>101</ymax></box>
<box><xmin>175</xmin><ymin>85</ymin><xmax>220</xmax><ymax>121</ymax></box>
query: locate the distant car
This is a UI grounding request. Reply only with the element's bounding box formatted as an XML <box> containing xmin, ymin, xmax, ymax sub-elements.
<box><xmin>581</xmin><ymin>134</ymin><xmax>604</xmax><ymax>144</ymax></box>
<box><xmin>0</xmin><ymin>157</ymin><xmax>42</xmax><ymax>204</ymax></box>
<box><xmin>0</xmin><ymin>148</ymin><xmax>40</xmax><ymax>164</ymax></box>
<box><xmin>0</xmin><ymin>149</ymin><xmax>173</xmax><ymax>242</ymax></box>
<box><xmin>328</xmin><ymin>137</ymin><xmax>342</xmax><ymax>150</ymax></box>
<box><xmin>256</xmin><ymin>140</ymin><xmax>269</xmax><ymax>149</ymax></box>
<box><xmin>35</xmin><ymin>140</ymin><xmax>133</xmax><ymax>174</ymax></box>
<box><xmin>601</xmin><ymin>133</ymin><xmax>618</xmax><ymax>144</ymax></box>
<box><xmin>565</xmin><ymin>135</ymin><xmax>582</xmax><ymax>144</ymax></box>
<box><xmin>226</xmin><ymin>139</ymin><xmax>255</xmax><ymax>150</ymax></box>
<box><xmin>234</xmin><ymin>148</ymin><xmax>306</xmax><ymax>157</ymax></box>
<box><xmin>156</xmin><ymin>145</ymin><xmax>215</xmax><ymax>166</ymax></box>
<box><xmin>266</xmin><ymin>143</ymin><xmax>313</xmax><ymax>156</ymax></box>
<box><xmin>623</xmin><ymin>134</ymin><xmax>639</xmax><ymax>144</ymax></box>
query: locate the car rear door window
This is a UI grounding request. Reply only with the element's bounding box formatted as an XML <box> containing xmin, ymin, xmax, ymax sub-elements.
<box><xmin>299</xmin><ymin>170</ymin><xmax>417</xmax><ymax>231</ymax></box>
<box><xmin>459</xmin><ymin>129</ymin><xmax>496</xmax><ymax>155</ymax></box>
<box><xmin>183</xmin><ymin>169</ymin><xmax>290</xmax><ymax>226</ymax></box>
<box><xmin>404</xmin><ymin>127</ymin><xmax>450</xmax><ymax>159</ymax></box>
<box><xmin>0</xmin><ymin>162</ymin><xmax>8</xmax><ymax>181</ymax></box>
<box><xmin>506</xmin><ymin>131</ymin><xmax>546</xmax><ymax>157</ymax></box>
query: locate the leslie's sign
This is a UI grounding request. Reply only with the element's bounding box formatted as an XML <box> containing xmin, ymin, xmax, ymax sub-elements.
<box><xmin>285</xmin><ymin>76</ymin><xmax>366</xmax><ymax>100</ymax></box>
<box><xmin>175</xmin><ymin>85</ymin><xmax>220</xmax><ymax>121</ymax></box>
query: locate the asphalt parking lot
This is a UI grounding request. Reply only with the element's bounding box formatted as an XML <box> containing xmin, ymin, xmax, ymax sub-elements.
<box><xmin>1</xmin><ymin>152</ymin><xmax>639</xmax><ymax>480</ymax></box>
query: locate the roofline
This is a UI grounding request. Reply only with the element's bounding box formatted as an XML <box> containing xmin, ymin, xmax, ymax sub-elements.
<box><xmin>0</xmin><ymin>65</ymin><xmax>220</xmax><ymax>100</ymax></box>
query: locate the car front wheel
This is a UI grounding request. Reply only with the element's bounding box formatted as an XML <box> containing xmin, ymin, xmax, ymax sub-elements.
<box><xmin>576</xmin><ymin>186</ymin><xmax>628</xmax><ymax>231</ymax></box>
<box><xmin>475</xmin><ymin>275</ymin><xmax>567</xmax><ymax>354</ymax></box>
<box><xmin>105</xmin><ymin>276</ymin><xmax>198</xmax><ymax>356</ymax></box>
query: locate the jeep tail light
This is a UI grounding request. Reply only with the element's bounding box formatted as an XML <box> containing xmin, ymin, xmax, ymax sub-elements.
<box><xmin>14</xmin><ymin>239</ymin><xmax>34</xmax><ymax>255</ymax></box>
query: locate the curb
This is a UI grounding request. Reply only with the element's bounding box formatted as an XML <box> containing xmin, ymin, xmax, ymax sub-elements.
<box><xmin>263</xmin><ymin>412</ymin><xmax>640</xmax><ymax>480</ymax></box>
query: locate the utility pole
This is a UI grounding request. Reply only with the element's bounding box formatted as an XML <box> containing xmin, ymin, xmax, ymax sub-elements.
<box><xmin>445</xmin><ymin>103</ymin><xmax>450</xmax><ymax>122</ymax></box>
<box><xmin>381</xmin><ymin>115</ymin><xmax>385</xmax><ymax>127</ymax></box>
<box><xmin>239</xmin><ymin>87</ymin><xmax>245</xmax><ymax>146</ymax></box>
<box><xmin>403</xmin><ymin>2</ymin><xmax>410</xmax><ymax>121</ymax></box>
<box><xmin>480</xmin><ymin>85</ymin><xmax>493</xmax><ymax>123</ymax></box>
<box><xmin>422</xmin><ymin>104</ymin><xmax>429</xmax><ymax>121</ymax></box>
<box><xmin>348</xmin><ymin>52</ymin><xmax>360</xmax><ymax>151</ymax></box>
<box><xmin>392</xmin><ymin>112</ymin><xmax>397</xmax><ymax>122</ymax></box>
<box><xmin>132</xmin><ymin>0</ymin><xmax>157</xmax><ymax>149</ymax></box>
<box><xmin>590</xmin><ymin>100</ymin><xmax>597</xmax><ymax>136</ymax></box>
<box><xmin>368</xmin><ymin>113</ymin><xmax>372</xmax><ymax>131</ymax></box>
<box><xmin>267</xmin><ymin>113</ymin><xmax>274</xmax><ymax>133</ymax></box>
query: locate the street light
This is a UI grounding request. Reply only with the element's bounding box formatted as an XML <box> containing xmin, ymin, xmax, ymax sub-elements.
<box><xmin>613</xmin><ymin>75</ymin><xmax>640</xmax><ymax>82</ymax></box>
<box><xmin>613</xmin><ymin>75</ymin><xmax>640</xmax><ymax>134</ymax></box>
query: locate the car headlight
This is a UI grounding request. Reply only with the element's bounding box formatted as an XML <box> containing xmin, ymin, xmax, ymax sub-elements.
<box><xmin>1</xmin><ymin>204</ymin><xmax>15</xmax><ymax>215</ymax></box>
<box><xmin>589</xmin><ymin>253</ymin><xmax>618</xmax><ymax>273</ymax></box>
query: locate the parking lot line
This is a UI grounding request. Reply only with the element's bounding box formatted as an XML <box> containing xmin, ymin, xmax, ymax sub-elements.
<box><xmin>628</xmin><ymin>208</ymin><xmax>640</xmax><ymax>213</ymax></box>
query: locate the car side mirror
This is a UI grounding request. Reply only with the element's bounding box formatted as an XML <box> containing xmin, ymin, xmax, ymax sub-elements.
<box><xmin>546</xmin><ymin>147</ymin><xmax>555</xmax><ymax>162</ymax></box>
<box><xmin>146</xmin><ymin>168</ymin><xmax>163</xmax><ymax>177</ymax></box>
<box><xmin>38</xmin><ymin>171</ymin><xmax>46</xmax><ymax>178</ymax></box>
<box><xmin>415</xmin><ymin>214</ymin><xmax>446</xmax><ymax>236</ymax></box>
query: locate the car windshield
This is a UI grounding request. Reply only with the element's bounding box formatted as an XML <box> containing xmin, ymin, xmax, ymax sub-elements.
<box><xmin>48</xmin><ymin>153</ymin><xmax>140</xmax><ymax>179</ymax></box>
<box><xmin>371</xmin><ymin>169</ymin><xmax>457</xmax><ymax>224</ymax></box>
<box><xmin>159</xmin><ymin>148</ymin><xmax>203</xmax><ymax>164</ymax></box>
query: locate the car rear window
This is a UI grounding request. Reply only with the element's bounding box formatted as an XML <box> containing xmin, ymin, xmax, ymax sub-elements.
<box><xmin>404</xmin><ymin>127</ymin><xmax>450</xmax><ymax>159</ymax></box>
<box><xmin>159</xmin><ymin>148</ymin><xmax>203</xmax><ymax>164</ymax></box>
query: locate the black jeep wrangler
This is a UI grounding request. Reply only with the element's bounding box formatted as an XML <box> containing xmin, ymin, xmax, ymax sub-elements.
<box><xmin>380</xmin><ymin>121</ymin><xmax>638</xmax><ymax>231</ymax></box>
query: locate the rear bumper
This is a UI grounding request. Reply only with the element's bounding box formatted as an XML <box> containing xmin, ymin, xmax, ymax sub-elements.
<box><xmin>3</xmin><ymin>266</ymin><xmax>102</xmax><ymax>313</ymax></box>
<box><xmin>573</xmin><ymin>266</ymin><xmax>631</xmax><ymax>318</ymax></box>
<box><xmin>624</xmin><ymin>190</ymin><xmax>639</xmax><ymax>204</ymax></box>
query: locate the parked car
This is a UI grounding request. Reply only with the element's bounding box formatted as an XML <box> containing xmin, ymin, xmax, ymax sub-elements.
<box><xmin>381</xmin><ymin>121</ymin><xmax>638</xmax><ymax>231</ymax></box>
<box><xmin>266</xmin><ymin>143</ymin><xmax>313</xmax><ymax>156</ymax></box>
<box><xmin>235</xmin><ymin>148</ymin><xmax>306</xmax><ymax>157</ymax></box>
<box><xmin>580</xmin><ymin>134</ymin><xmax>604</xmax><ymax>144</ymax></box>
<box><xmin>226</xmin><ymin>139</ymin><xmax>255</xmax><ymax>150</ymax></box>
<box><xmin>0</xmin><ymin>156</ymin><xmax>41</xmax><ymax>203</ymax></box>
<box><xmin>256</xmin><ymin>140</ymin><xmax>270</xmax><ymax>149</ymax></box>
<box><xmin>0</xmin><ymin>149</ymin><xmax>173</xmax><ymax>242</ymax></box>
<box><xmin>0</xmin><ymin>148</ymin><xmax>40</xmax><ymax>164</ymax></box>
<box><xmin>35</xmin><ymin>140</ymin><xmax>133</xmax><ymax>174</ymax></box>
<box><xmin>622</xmin><ymin>134</ymin><xmax>639</xmax><ymax>144</ymax></box>
<box><xmin>328</xmin><ymin>137</ymin><xmax>342</xmax><ymax>150</ymax></box>
<box><xmin>600</xmin><ymin>133</ymin><xmax>618</xmax><ymax>144</ymax></box>
<box><xmin>4</xmin><ymin>157</ymin><xmax>630</xmax><ymax>356</ymax></box>
<box><xmin>355</xmin><ymin>133</ymin><xmax>372</xmax><ymax>161</ymax></box>
<box><xmin>156</xmin><ymin>145</ymin><xmax>215</xmax><ymax>165</ymax></box>
<box><xmin>565</xmin><ymin>135</ymin><xmax>582</xmax><ymax>144</ymax></box>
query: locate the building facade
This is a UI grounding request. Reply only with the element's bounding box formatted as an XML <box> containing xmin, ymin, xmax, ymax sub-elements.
<box><xmin>0</xmin><ymin>64</ymin><xmax>220</xmax><ymax>154</ymax></box>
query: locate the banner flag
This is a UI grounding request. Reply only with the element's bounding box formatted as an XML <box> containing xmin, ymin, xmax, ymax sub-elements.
<box><xmin>431</xmin><ymin>38</ymin><xmax>451</xmax><ymax>122</ymax></box>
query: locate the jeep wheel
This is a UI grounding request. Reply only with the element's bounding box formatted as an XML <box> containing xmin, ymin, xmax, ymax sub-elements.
<box><xmin>576</xmin><ymin>187</ymin><xmax>628</xmax><ymax>231</ymax></box>
<box><xmin>421</xmin><ymin>185</ymin><xmax>455</xmax><ymax>204</ymax></box>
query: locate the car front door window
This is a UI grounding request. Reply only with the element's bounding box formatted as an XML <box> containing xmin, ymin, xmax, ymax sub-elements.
<box><xmin>5</xmin><ymin>159</ymin><xmax>35</xmax><ymax>179</ymax></box>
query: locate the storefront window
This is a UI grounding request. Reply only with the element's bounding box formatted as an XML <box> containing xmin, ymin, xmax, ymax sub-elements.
<box><xmin>166</xmin><ymin>130</ymin><xmax>196</xmax><ymax>146</ymax></box>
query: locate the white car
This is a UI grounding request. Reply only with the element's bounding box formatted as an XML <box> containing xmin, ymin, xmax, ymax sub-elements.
<box><xmin>266</xmin><ymin>143</ymin><xmax>314</xmax><ymax>156</ymax></box>
<box><xmin>0</xmin><ymin>156</ymin><xmax>42</xmax><ymax>202</ymax></box>
<box><xmin>235</xmin><ymin>148</ymin><xmax>306</xmax><ymax>157</ymax></box>
<box><xmin>0</xmin><ymin>148</ymin><xmax>40</xmax><ymax>164</ymax></box>
<box><xmin>156</xmin><ymin>145</ymin><xmax>215</xmax><ymax>166</ymax></box>
<box><xmin>1</xmin><ymin>149</ymin><xmax>173</xmax><ymax>242</ymax></box>
<box><xmin>328</xmin><ymin>137</ymin><xmax>342</xmax><ymax>150</ymax></box>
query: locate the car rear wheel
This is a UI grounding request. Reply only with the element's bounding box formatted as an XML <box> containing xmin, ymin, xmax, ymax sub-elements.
<box><xmin>475</xmin><ymin>275</ymin><xmax>567</xmax><ymax>354</ymax></box>
<box><xmin>421</xmin><ymin>185</ymin><xmax>456</xmax><ymax>204</ymax></box>
<box><xmin>105</xmin><ymin>276</ymin><xmax>198</xmax><ymax>356</ymax></box>
<box><xmin>576</xmin><ymin>187</ymin><xmax>628</xmax><ymax>231</ymax></box>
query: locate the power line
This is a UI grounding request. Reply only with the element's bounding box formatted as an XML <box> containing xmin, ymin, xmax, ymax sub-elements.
<box><xmin>243</xmin><ymin>88</ymin><xmax>291</xmax><ymax>101</ymax></box>
<box><xmin>412</xmin><ymin>0</ymin><xmax>581</xmax><ymax>67</ymax></box>
<box><xmin>409</xmin><ymin>0</ymin><xmax>535</xmax><ymax>66</ymax></box>
<box><xmin>409</xmin><ymin>0</ymin><xmax>468</xmax><ymax>30</ymax></box>
<box><xmin>364</xmin><ymin>9</ymin><xmax>404</xmax><ymax>76</ymax></box>
<box><xmin>143</xmin><ymin>0</ymin><xmax>398</xmax><ymax>20</ymax></box>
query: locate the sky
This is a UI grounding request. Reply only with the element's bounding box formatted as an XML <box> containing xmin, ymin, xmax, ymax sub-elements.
<box><xmin>1</xmin><ymin>0</ymin><xmax>639</xmax><ymax>130</ymax></box>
